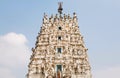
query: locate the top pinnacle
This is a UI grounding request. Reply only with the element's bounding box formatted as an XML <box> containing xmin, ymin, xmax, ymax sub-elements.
<box><xmin>58</xmin><ymin>2</ymin><xmax>63</xmax><ymax>14</ymax></box>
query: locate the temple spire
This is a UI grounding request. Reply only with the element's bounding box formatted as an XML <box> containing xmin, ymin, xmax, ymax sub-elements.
<box><xmin>58</xmin><ymin>2</ymin><xmax>63</xmax><ymax>14</ymax></box>
<box><xmin>27</xmin><ymin>3</ymin><xmax>92</xmax><ymax>78</ymax></box>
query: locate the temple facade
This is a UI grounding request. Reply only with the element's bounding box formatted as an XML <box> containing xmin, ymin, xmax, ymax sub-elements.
<box><xmin>27</xmin><ymin>3</ymin><xmax>92</xmax><ymax>78</ymax></box>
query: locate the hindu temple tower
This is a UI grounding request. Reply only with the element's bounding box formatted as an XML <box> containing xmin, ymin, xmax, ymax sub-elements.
<box><xmin>27</xmin><ymin>2</ymin><xmax>92</xmax><ymax>78</ymax></box>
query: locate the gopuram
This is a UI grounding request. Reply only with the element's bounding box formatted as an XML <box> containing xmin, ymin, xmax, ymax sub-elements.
<box><xmin>27</xmin><ymin>2</ymin><xmax>92</xmax><ymax>78</ymax></box>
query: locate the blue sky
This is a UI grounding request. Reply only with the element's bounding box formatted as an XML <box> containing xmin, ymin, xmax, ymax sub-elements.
<box><xmin>0</xmin><ymin>0</ymin><xmax>120</xmax><ymax>78</ymax></box>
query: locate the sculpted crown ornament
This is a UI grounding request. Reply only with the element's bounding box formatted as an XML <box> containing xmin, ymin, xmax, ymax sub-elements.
<box><xmin>58</xmin><ymin>2</ymin><xmax>63</xmax><ymax>14</ymax></box>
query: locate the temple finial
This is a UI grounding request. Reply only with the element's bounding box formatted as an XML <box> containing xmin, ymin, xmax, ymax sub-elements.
<box><xmin>58</xmin><ymin>2</ymin><xmax>63</xmax><ymax>14</ymax></box>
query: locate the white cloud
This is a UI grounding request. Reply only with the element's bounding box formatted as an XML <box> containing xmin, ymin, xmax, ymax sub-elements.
<box><xmin>0</xmin><ymin>32</ymin><xmax>31</xmax><ymax>78</ymax></box>
<box><xmin>93</xmin><ymin>66</ymin><xmax>120</xmax><ymax>78</ymax></box>
<box><xmin>1</xmin><ymin>32</ymin><xmax>27</xmax><ymax>45</ymax></box>
<box><xmin>0</xmin><ymin>67</ymin><xmax>16</xmax><ymax>78</ymax></box>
